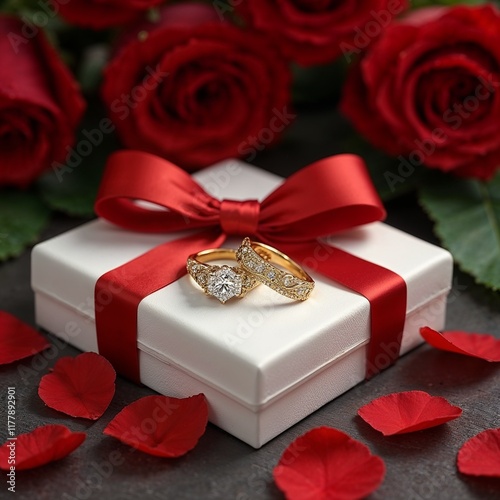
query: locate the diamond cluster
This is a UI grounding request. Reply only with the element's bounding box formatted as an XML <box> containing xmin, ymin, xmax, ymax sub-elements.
<box><xmin>187</xmin><ymin>259</ymin><xmax>209</xmax><ymax>288</ymax></box>
<box><xmin>187</xmin><ymin>259</ymin><xmax>257</xmax><ymax>303</ymax></box>
<box><xmin>207</xmin><ymin>266</ymin><xmax>242</xmax><ymax>303</ymax></box>
<box><xmin>236</xmin><ymin>242</ymin><xmax>313</xmax><ymax>301</ymax></box>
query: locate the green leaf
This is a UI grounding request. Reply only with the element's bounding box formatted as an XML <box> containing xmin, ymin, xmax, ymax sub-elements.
<box><xmin>38</xmin><ymin>102</ymin><xmax>121</xmax><ymax>217</ymax></box>
<box><xmin>0</xmin><ymin>190</ymin><xmax>51</xmax><ymax>261</ymax></box>
<box><xmin>419</xmin><ymin>172</ymin><xmax>500</xmax><ymax>291</ymax></box>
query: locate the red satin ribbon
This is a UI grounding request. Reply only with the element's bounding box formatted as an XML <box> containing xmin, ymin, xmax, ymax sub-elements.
<box><xmin>95</xmin><ymin>151</ymin><xmax>407</xmax><ymax>383</ymax></box>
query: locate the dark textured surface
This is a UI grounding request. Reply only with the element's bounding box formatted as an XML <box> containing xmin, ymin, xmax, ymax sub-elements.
<box><xmin>1</xmin><ymin>109</ymin><xmax>500</xmax><ymax>500</ymax></box>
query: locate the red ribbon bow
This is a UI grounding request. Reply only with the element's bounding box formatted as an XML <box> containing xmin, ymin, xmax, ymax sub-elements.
<box><xmin>95</xmin><ymin>151</ymin><xmax>406</xmax><ymax>383</ymax></box>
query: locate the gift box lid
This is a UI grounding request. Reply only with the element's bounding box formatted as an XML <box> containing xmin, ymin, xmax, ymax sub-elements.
<box><xmin>32</xmin><ymin>160</ymin><xmax>453</xmax><ymax>409</ymax></box>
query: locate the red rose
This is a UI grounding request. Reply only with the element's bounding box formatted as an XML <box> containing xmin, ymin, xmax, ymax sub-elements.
<box><xmin>101</xmin><ymin>3</ymin><xmax>291</xmax><ymax>170</ymax></box>
<box><xmin>58</xmin><ymin>0</ymin><xmax>165</xmax><ymax>29</ymax></box>
<box><xmin>341</xmin><ymin>5</ymin><xmax>500</xmax><ymax>180</ymax></box>
<box><xmin>0</xmin><ymin>16</ymin><xmax>85</xmax><ymax>187</ymax></box>
<box><xmin>235</xmin><ymin>0</ymin><xmax>408</xmax><ymax>66</ymax></box>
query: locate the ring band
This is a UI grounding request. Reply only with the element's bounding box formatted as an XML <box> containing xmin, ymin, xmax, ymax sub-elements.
<box><xmin>187</xmin><ymin>248</ymin><xmax>259</xmax><ymax>303</ymax></box>
<box><xmin>236</xmin><ymin>238</ymin><xmax>314</xmax><ymax>301</ymax></box>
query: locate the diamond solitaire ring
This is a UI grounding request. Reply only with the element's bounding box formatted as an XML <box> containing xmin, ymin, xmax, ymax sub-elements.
<box><xmin>187</xmin><ymin>248</ymin><xmax>259</xmax><ymax>303</ymax></box>
<box><xmin>236</xmin><ymin>238</ymin><xmax>314</xmax><ymax>301</ymax></box>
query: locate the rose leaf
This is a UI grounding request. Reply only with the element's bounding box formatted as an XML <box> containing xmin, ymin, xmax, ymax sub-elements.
<box><xmin>419</xmin><ymin>171</ymin><xmax>500</xmax><ymax>291</ymax></box>
<box><xmin>0</xmin><ymin>190</ymin><xmax>51</xmax><ymax>261</ymax></box>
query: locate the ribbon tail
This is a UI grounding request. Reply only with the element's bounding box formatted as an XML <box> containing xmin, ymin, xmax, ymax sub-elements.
<box><xmin>95</xmin><ymin>230</ymin><xmax>225</xmax><ymax>383</ymax></box>
<box><xmin>290</xmin><ymin>243</ymin><xmax>407</xmax><ymax>379</ymax></box>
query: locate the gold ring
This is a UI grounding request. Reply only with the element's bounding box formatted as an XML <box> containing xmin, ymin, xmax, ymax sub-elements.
<box><xmin>187</xmin><ymin>248</ymin><xmax>259</xmax><ymax>303</ymax></box>
<box><xmin>236</xmin><ymin>237</ymin><xmax>314</xmax><ymax>301</ymax></box>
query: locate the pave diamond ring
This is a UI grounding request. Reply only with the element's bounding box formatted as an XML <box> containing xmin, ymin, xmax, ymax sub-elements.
<box><xmin>187</xmin><ymin>248</ymin><xmax>259</xmax><ymax>303</ymax></box>
<box><xmin>236</xmin><ymin>238</ymin><xmax>314</xmax><ymax>301</ymax></box>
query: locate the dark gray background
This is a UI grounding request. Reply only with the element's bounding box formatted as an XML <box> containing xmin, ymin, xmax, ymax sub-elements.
<box><xmin>1</xmin><ymin>108</ymin><xmax>500</xmax><ymax>499</ymax></box>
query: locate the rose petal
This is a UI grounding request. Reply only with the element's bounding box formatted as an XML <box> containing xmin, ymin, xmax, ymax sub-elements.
<box><xmin>420</xmin><ymin>326</ymin><xmax>500</xmax><ymax>362</ymax></box>
<box><xmin>457</xmin><ymin>428</ymin><xmax>500</xmax><ymax>477</ymax></box>
<box><xmin>273</xmin><ymin>427</ymin><xmax>385</xmax><ymax>500</ymax></box>
<box><xmin>38</xmin><ymin>352</ymin><xmax>116</xmax><ymax>420</ymax></box>
<box><xmin>0</xmin><ymin>425</ymin><xmax>86</xmax><ymax>471</ymax></box>
<box><xmin>0</xmin><ymin>311</ymin><xmax>50</xmax><ymax>364</ymax></box>
<box><xmin>358</xmin><ymin>390</ymin><xmax>462</xmax><ymax>436</ymax></box>
<box><xmin>103</xmin><ymin>394</ymin><xmax>208</xmax><ymax>457</ymax></box>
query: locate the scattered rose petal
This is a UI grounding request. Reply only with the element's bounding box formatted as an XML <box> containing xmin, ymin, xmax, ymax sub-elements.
<box><xmin>104</xmin><ymin>394</ymin><xmax>208</xmax><ymax>457</ymax></box>
<box><xmin>458</xmin><ymin>428</ymin><xmax>500</xmax><ymax>477</ymax></box>
<box><xmin>0</xmin><ymin>425</ymin><xmax>86</xmax><ymax>471</ymax></box>
<box><xmin>273</xmin><ymin>427</ymin><xmax>385</xmax><ymax>500</ymax></box>
<box><xmin>358</xmin><ymin>390</ymin><xmax>462</xmax><ymax>436</ymax></box>
<box><xmin>420</xmin><ymin>326</ymin><xmax>500</xmax><ymax>362</ymax></box>
<box><xmin>0</xmin><ymin>311</ymin><xmax>50</xmax><ymax>364</ymax></box>
<box><xmin>38</xmin><ymin>352</ymin><xmax>116</xmax><ymax>420</ymax></box>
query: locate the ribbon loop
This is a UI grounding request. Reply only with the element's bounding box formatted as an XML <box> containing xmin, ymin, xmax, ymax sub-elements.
<box><xmin>220</xmin><ymin>199</ymin><xmax>260</xmax><ymax>236</ymax></box>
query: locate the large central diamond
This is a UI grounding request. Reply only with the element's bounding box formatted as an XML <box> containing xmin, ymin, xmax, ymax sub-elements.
<box><xmin>207</xmin><ymin>266</ymin><xmax>242</xmax><ymax>303</ymax></box>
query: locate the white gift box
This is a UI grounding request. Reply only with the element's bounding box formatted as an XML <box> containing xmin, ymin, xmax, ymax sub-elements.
<box><xmin>31</xmin><ymin>160</ymin><xmax>453</xmax><ymax>448</ymax></box>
